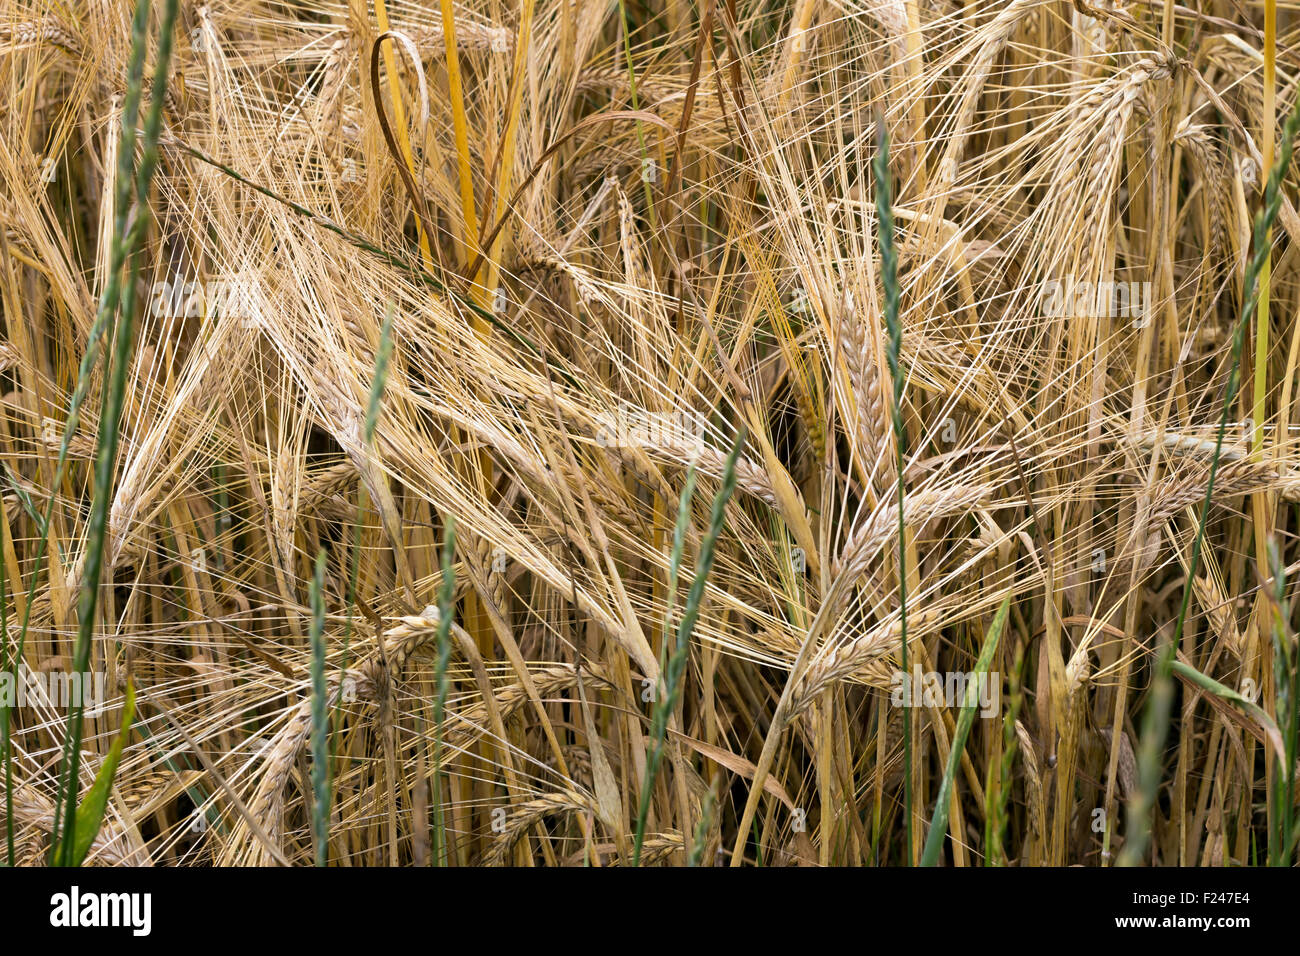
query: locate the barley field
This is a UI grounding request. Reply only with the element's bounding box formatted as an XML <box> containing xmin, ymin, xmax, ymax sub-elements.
<box><xmin>0</xmin><ymin>0</ymin><xmax>1298</xmax><ymax>868</ymax></box>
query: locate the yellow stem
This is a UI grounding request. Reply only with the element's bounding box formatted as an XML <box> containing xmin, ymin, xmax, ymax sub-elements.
<box><xmin>373</xmin><ymin>0</ymin><xmax>433</xmax><ymax>267</ymax></box>
<box><xmin>438</xmin><ymin>0</ymin><xmax>483</xmax><ymax>299</ymax></box>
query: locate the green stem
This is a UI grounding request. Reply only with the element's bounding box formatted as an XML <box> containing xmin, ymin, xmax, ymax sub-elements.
<box><xmin>51</xmin><ymin>0</ymin><xmax>182</xmax><ymax>866</ymax></box>
<box><xmin>1120</xmin><ymin>91</ymin><xmax>1300</xmax><ymax>868</ymax></box>
<box><xmin>875</xmin><ymin>115</ymin><xmax>910</xmax><ymax>863</ymax></box>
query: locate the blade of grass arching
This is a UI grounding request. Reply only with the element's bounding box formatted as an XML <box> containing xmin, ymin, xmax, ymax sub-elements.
<box><xmin>875</xmin><ymin>115</ymin><xmax>912</xmax><ymax>863</ymax></box>
<box><xmin>308</xmin><ymin>550</ymin><xmax>329</xmax><ymax>867</ymax></box>
<box><xmin>1169</xmin><ymin>659</ymin><xmax>1285</xmax><ymax>763</ymax></box>
<box><xmin>431</xmin><ymin>517</ymin><xmax>457</xmax><ymax>867</ymax></box>
<box><xmin>129</xmin><ymin>714</ymin><xmax>219</xmax><ymax>836</ymax></box>
<box><xmin>921</xmin><ymin>596</ymin><xmax>1010</xmax><ymax>867</ymax></box>
<box><xmin>372</xmin><ymin>0</ymin><xmax>433</xmax><ymax>266</ymax></box>
<box><xmin>1120</xmin><ymin>93</ymin><xmax>1300</xmax><ymax>867</ymax></box>
<box><xmin>49</xmin><ymin>0</ymin><xmax>182</xmax><ymax>866</ymax></box>
<box><xmin>634</xmin><ymin>432</ymin><xmax>743</xmax><ymax>865</ymax></box>
<box><xmin>1</xmin><ymin>465</ymin><xmax>46</xmax><ymax>536</ymax></box>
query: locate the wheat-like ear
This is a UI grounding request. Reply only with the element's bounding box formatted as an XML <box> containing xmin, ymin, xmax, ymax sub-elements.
<box><xmin>5</xmin><ymin>0</ymin><xmax>1300</xmax><ymax>870</ymax></box>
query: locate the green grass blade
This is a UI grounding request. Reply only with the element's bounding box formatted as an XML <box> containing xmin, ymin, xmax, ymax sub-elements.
<box><xmin>633</xmin><ymin>428</ymin><xmax>744</xmax><ymax>865</ymax></box>
<box><xmin>875</xmin><ymin>113</ymin><xmax>910</xmax><ymax>862</ymax></box>
<box><xmin>49</xmin><ymin>0</ymin><xmax>182</xmax><ymax>866</ymax></box>
<box><xmin>56</xmin><ymin>680</ymin><xmax>136</xmax><ymax>867</ymax></box>
<box><xmin>920</xmin><ymin>595</ymin><xmax>1010</xmax><ymax>867</ymax></box>
<box><xmin>1120</xmin><ymin>91</ymin><xmax>1300</xmax><ymax>868</ymax></box>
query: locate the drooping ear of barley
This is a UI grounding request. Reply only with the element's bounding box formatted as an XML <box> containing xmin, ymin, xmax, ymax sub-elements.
<box><xmin>7</xmin><ymin>0</ymin><xmax>1300</xmax><ymax>873</ymax></box>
